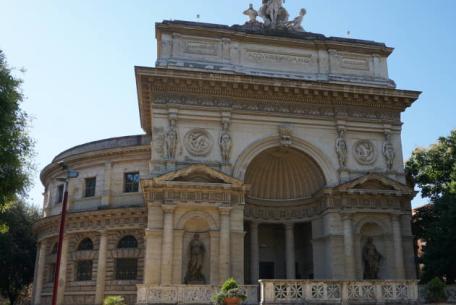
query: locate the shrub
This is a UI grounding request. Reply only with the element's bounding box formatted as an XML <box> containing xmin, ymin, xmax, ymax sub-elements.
<box><xmin>103</xmin><ymin>296</ymin><xmax>126</xmax><ymax>305</ymax></box>
<box><xmin>426</xmin><ymin>277</ymin><xmax>447</xmax><ymax>303</ymax></box>
<box><xmin>211</xmin><ymin>278</ymin><xmax>247</xmax><ymax>305</ymax></box>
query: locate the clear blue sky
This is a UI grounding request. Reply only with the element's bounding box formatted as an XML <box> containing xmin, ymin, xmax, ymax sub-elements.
<box><xmin>1</xmin><ymin>0</ymin><xmax>455</xmax><ymax>209</ymax></box>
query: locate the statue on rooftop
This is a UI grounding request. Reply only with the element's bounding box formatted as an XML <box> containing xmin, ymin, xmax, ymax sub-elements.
<box><xmin>286</xmin><ymin>8</ymin><xmax>306</xmax><ymax>31</ymax></box>
<box><xmin>241</xmin><ymin>1</ymin><xmax>307</xmax><ymax>32</ymax></box>
<box><xmin>259</xmin><ymin>0</ymin><xmax>289</xmax><ymax>29</ymax></box>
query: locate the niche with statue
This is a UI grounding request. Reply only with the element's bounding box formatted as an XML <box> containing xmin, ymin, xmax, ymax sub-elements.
<box><xmin>182</xmin><ymin>216</ymin><xmax>211</xmax><ymax>284</ymax></box>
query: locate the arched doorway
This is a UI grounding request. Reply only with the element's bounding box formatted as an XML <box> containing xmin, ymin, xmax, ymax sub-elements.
<box><xmin>243</xmin><ymin>147</ymin><xmax>326</xmax><ymax>283</ymax></box>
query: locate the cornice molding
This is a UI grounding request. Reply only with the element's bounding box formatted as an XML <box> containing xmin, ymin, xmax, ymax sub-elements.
<box><xmin>136</xmin><ymin>68</ymin><xmax>420</xmax><ymax>133</ymax></box>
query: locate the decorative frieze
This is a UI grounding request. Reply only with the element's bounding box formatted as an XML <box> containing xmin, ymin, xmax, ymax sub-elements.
<box><xmin>153</xmin><ymin>95</ymin><xmax>401</xmax><ymax>124</ymax></box>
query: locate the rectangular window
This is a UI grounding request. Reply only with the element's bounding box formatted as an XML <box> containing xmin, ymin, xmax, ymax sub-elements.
<box><xmin>115</xmin><ymin>258</ymin><xmax>138</xmax><ymax>280</ymax></box>
<box><xmin>55</xmin><ymin>184</ymin><xmax>64</xmax><ymax>204</ymax></box>
<box><xmin>124</xmin><ymin>172</ymin><xmax>140</xmax><ymax>193</ymax></box>
<box><xmin>76</xmin><ymin>260</ymin><xmax>92</xmax><ymax>281</ymax></box>
<box><xmin>84</xmin><ymin>177</ymin><xmax>96</xmax><ymax>197</ymax></box>
<box><xmin>48</xmin><ymin>263</ymin><xmax>56</xmax><ymax>283</ymax></box>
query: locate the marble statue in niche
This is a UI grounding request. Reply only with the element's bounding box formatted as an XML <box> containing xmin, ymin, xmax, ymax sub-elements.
<box><xmin>362</xmin><ymin>237</ymin><xmax>382</xmax><ymax>279</ymax></box>
<box><xmin>164</xmin><ymin>118</ymin><xmax>178</xmax><ymax>160</ymax></box>
<box><xmin>219</xmin><ymin>121</ymin><xmax>232</xmax><ymax>164</ymax></box>
<box><xmin>184</xmin><ymin>233</ymin><xmax>206</xmax><ymax>284</ymax></box>
<box><xmin>335</xmin><ymin>128</ymin><xmax>348</xmax><ymax>169</ymax></box>
<box><xmin>383</xmin><ymin>133</ymin><xmax>395</xmax><ymax>171</ymax></box>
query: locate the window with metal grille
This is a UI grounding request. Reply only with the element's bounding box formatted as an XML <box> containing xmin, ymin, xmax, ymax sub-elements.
<box><xmin>124</xmin><ymin>172</ymin><xmax>140</xmax><ymax>193</ymax></box>
<box><xmin>84</xmin><ymin>177</ymin><xmax>96</xmax><ymax>197</ymax></box>
<box><xmin>117</xmin><ymin>236</ymin><xmax>138</xmax><ymax>249</ymax></box>
<box><xmin>115</xmin><ymin>258</ymin><xmax>137</xmax><ymax>280</ymax></box>
<box><xmin>77</xmin><ymin>238</ymin><xmax>93</xmax><ymax>251</ymax></box>
<box><xmin>56</xmin><ymin>184</ymin><xmax>64</xmax><ymax>204</ymax></box>
<box><xmin>48</xmin><ymin>263</ymin><xmax>56</xmax><ymax>283</ymax></box>
<box><xmin>76</xmin><ymin>260</ymin><xmax>92</xmax><ymax>281</ymax></box>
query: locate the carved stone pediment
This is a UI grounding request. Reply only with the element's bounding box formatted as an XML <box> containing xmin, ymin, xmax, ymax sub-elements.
<box><xmin>334</xmin><ymin>174</ymin><xmax>412</xmax><ymax>196</ymax></box>
<box><xmin>151</xmin><ymin>164</ymin><xmax>245</xmax><ymax>187</ymax></box>
<box><xmin>141</xmin><ymin>165</ymin><xmax>249</xmax><ymax>205</ymax></box>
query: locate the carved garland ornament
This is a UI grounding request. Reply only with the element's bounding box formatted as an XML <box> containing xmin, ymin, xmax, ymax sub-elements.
<box><xmin>184</xmin><ymin>129</ymin><xmax>213</xmax><ymax>156</ymax></box>
<box><xmin>353</xmin><ymin>140</ymin><xmax>377</xmax><ymax>165</ymax></box>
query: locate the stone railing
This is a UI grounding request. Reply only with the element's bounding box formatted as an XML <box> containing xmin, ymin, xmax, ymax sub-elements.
<box><xmin>419</xmin><ymin>285</ymin><xmax>456</xmax><ymax>303</ymax></box>
<box><xmin>259</xmin><ymin>280</ymin><xmax>418</xmax><ymax>305</ymax></box>
<box><xmin>136</xmin><ymin>285</ymin><xmax>258</xmax><ymax>305</ymax></box>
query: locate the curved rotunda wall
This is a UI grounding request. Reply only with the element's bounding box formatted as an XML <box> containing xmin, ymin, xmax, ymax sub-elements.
<box><xmin>244</xmin><ymin>147</ymin><xmax>326</xmax><ymax>201</ymax></box>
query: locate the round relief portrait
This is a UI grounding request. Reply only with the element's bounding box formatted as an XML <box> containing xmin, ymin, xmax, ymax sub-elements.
<box><xmin>184</xmin><ymin>129</ymin><xmax>213</xmax><ymax>156</ymax></box>
<box><xmin>353</xmin><ymin>140</ymin><xmax>377</xmax><ymax>165</ymax></box>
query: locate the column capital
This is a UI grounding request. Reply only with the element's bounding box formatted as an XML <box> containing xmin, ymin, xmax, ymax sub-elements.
<box><xmin>98</xmin><ymin>230</ymin><xmax>108</xmax><ymax>236</ymax></box>
<box><xmin>162</xmin><ymin>204</ymin><xmax>176</xmax><ymax>214</ymax></box>
<box><xmin>219</xmin><ymin>206</ymin><xmax>232</xmax><ymax>215</ymax></box>
<box><xmin>341</xmin><ymin>213</ymin><xmax>354</xmax><ymax>221</ymax></box>
<box><xmin>145</xmin><ymin>228</ymin><xmax>163</xmax><ymax>237</ymax></box>
<box><xmin>390</xmin><ymin>213</ymin><xmax>401</xmax><ymax>222</ymax></box>
<box><xmin>249</xmin><ymin>221</ymin><xmax>259</xmax><ymax>230</ymax></box>
<box><xmin>284</xmin><ymin>222</ymin><xmax>294</xmax><ymax>231</ymax></box>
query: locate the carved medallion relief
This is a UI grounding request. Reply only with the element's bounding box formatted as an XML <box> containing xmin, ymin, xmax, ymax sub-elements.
<box><xmin>184</xmin><ymin>129</ymin><xmax>213</xmax><ymax>156</ymax></box>
<box><xmin>353</xmin><ymin>140</ymin><xmax>377</xmax><ymax>165</ymax></box>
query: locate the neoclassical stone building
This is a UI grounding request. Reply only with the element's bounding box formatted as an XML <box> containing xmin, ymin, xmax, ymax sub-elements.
<box><xmin>32</xmin><ymin>3</ymin><xmax>421</xmax><ymax>305</ymax></box>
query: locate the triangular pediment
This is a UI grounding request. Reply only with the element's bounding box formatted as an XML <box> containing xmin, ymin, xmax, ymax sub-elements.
<box><xmin>335</xmin><ymin>173</ymin><xmax>412</xmax><ymax>195</ymax></box>
<box><xmin>154</xmin><ymin>164</ymin><xmax>244</xmax><ymax>187</ymax></box>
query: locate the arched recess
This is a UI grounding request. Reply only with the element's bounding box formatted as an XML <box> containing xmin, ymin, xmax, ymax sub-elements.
<box><xmin>232</xmin><ymin>136</ymin><xmax>338</xmax><ymax>186</ymax></box>
<box><xmin>175</xmin><ymin>211</ymin><xmax>217</xmax><ymax>285</ymax></box>
<box><xmin>175</xmin><ymin>211</ymin><xmax>217</xmax><ymax>231</ymax></box>
<box><xmin>354</xmin><ymin>216</ymin><xmax>392</xmax><ymax>280</ymax></box>
<box><xmin>244</xmin><ymin>147</ymin><xmax>326</xmax><ymax>200</ymax></box>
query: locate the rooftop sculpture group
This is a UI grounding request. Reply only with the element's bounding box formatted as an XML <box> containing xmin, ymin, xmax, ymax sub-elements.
<box><xmin>243</xmin><ymin>0</ymin><xmax>306</xmax><ymax>32</ymax></box>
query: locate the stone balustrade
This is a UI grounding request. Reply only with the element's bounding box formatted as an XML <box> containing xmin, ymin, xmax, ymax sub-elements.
<box><xmin>259</xmin><ymin>280</ymin><xmax>418</xmax><ymax>305</ymax></box>
<box><xmin>136</xmin><ymin>285</ymin><xmax>258</xmax><ymax>305</ymax></box>
<box><xmin>419</xmin><ymin>285</ymin><xmax>456</xmax><ymax>303</ymax></box>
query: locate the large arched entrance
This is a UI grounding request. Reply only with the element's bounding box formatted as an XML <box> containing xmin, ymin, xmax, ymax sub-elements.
<box><xmin>243</xmin><ymin>147</ymin><xmax>326</xmax><ymax>283</ymax></box>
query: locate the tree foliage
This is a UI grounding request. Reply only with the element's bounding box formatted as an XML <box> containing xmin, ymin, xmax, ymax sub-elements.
<box><xmin>0</xmin><ymin>50</ymin><xmax>34</xmax><ymax>211</ymax></box>
<box><xmin>406</xmin><ymin>129</ymin><xmax>456</xmax><ymax>284</ymax></box>
<box><xmin>0</xmin><ymin>200</ymin><xmax>39</xmax><ymax>305</ymax></box>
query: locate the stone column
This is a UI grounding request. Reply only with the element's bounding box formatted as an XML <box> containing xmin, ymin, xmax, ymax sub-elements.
<box><xmin>219</xmin><ymin>207</ymin><xmax>232</xmax><ymax>283</ymax></box>
<box><xmin>95</xmin><ymin>231</ymin><xmax>108</xmax><ymax>305</ymax></box>
<box><xmin>33</xmin><ymin>240</ymin><xmax>47</xmax><ymax>305</ymax></box>
<box><xmin>209</xmin><ymin>231</ymin><xmax>220</xmax><ymax>285</ymax></box>
<box><xmin>342</xmin><ymin>214</ymin><xmax>356</xmax><ymax>279</ymax></box>
<box><xmin>392</xmin><ymin>214</ymin><xmax>405</xmax><ymax>279</ymax></box>
<box><xmin>172</xmin><ymin>230</ymin><xmax>184</xmax><ymax>285</ymax></box>
<box><xmin>250</xmin><ymin>222</ymin><xmax>259</xmax><ymax>284</ymax></box>
<box><xmin>285</xmin><ymin>223</ymin><xmax>296</xmax><ymax>279</ymax></box>
<box><xmin>144</xmin><ymin>229</ymin><xmax>162</xmax><ymax>285</ymax></box>
<box><xmin>101</xmin><ymin>161</ymin><xmax>112</xmax><ymax>207</ymax></box>
<box><xmin>56</xmin><ymin>237</ymin><xmax>69</xmax><ymax>305</ymax></box>
<box><xmin>160</xmin><ymin>205</ymin><xmax>175</xmax><ymax>286</ymax></box>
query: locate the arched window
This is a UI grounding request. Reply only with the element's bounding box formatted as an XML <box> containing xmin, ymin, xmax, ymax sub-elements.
<box><xmin>77</xmin><ymin>238</ymin><xmax>93</xmax><ymax>251</ymax></box>
<box><xmin>115</xmin><ymin>235</ymin><xmax>138</xmax><ymax>280</ymax></box>
<box><xmin>117</xmin><ymin>235</ymin><xmax>138</xmax><ymax>249</ymax></box>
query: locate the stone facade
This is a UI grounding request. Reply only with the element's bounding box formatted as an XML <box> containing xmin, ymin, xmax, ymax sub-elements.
<box><xmin>32</xmin><ymin>6</ymin><xmax>420</xmax><ymax>305</ymax></box>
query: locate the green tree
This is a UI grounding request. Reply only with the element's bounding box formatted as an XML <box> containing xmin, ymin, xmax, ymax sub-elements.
<box><xmin>406</xmin><ymin>129</ymin><xmax>456</xmax><ymax>284</ymax></box>
<box><xmin>0</xmin><ymin>50</ymin><xmax>34</xmax><ymax>213</ymax></box>
<box><xmin>0</xmin><ymin>200</ymin><xmax>39</xmax><ymax>305</ymax></box>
